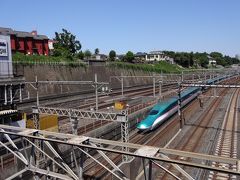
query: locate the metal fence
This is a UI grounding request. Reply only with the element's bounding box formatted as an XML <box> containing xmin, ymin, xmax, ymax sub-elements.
<box><xmin>13</xmin><ymin>60</ymin><xmax>88</xmax><ymax>66</ymax></box>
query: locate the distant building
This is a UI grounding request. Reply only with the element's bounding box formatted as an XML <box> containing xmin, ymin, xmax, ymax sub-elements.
<box><xmin>208</xmin><ymin>56</ymin><xmax>217</xmax><ymax>66</ymax></box>
<box><xmin>236</xmin><ymin>54</ymin><xmax>240</xmax><ymax>60</ymax></box>
<box><xmin>48</xmin><ymin>39</ymin><xmax>54</xmax><ymax>51</ymax></box>
<box><xmin>92</xmin><ymin>54</ymin><xmax>108</xmax><ymax>61</ymax></box>
<box><xmin>0</xmin><ymin>27</ymin><xmax>49</xmax><ymax>55</ymax></box>
<box><xmin>135</xmin><ymin>51</ymin><xmax>174</xmax><ymax>64</ymax></box>
<box><xmin>116</xmin><ymin>54</ymin><xmax>124</xmax><ymax>61</ymax></box>
<box><xmin>134</xmin><ymin>52</ymin><xmax>147</xmax><ymax>62</ymax></box>
<box><xmin>83</xmin><ymin>54</ymin><xmax>108</xmax><ymax>66</ymax></box>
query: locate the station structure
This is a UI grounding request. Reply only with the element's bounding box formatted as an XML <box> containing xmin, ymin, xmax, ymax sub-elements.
<box><xmin>0</xmin><ymin>34</ymin><xmax>25</xmax><ymax>126</ymax></box>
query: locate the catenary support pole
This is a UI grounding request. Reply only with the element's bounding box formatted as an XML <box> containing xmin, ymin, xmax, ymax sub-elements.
<box><xmin>178</xmin><ymin>83</ymin><xmax>183</xmax><ymax>129</ymax></box>
<box><xmin>159</xmin><ymin>81</ymin><xmax>162</xmax><ymax>100</ymax></box>
<box><xmin>10</xmin><ymin>84</ymin><xmax>13</xmax><ymax>104</ymax></box>
<box><xmin>121</xmin><ymin>73</ymin><xmax>124</xmax><ymax>97</ymax></box>
<box><xmin>153</xmin><ymin>73</ymin><xmax>156</xmax><ymax>98</ymax></box>
<box><xmin>148</xmin><ymin>160</ymin><xmax>152</xmax><ymax>180</ymax></box>
<box><xmin>19</xmin><ymin>84</ymin><xmax>22</xmax><ymax>102</ymax></box>
<box><xmin>36</xmin><ymin>76</ymin><xmax>39</xmax><ymax>106</ymax></box>
<box><xmin>32</xmin><ymin>107</ymin><xmax>40</xmax><ymax>167</ymax></box>
<box><xmin>95</xmin><ymin>74</ymin><xmax>98</xmax><ymax>110</ymax></box>
<box><xmin>4</xmin><ymin>85</ymin><xmax>7</xmax><ymax>105</ymax></box>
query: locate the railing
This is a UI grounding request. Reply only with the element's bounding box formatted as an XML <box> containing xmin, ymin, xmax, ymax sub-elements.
<box><xmin>13</xmin><ymin>60</ymin><xmax>88</xmax><ymax>66</ymax></box>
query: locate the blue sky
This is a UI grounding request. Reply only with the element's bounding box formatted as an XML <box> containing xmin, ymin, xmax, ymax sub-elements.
<box><xmin>1</xmin><ymin>0</ymin><xmax>240</xmax><ymax>56</ymax></box>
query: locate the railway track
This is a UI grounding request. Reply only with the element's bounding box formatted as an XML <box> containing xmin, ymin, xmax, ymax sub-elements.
<box><xmin>50</xmin><ymin>83</ymin><xmax>177</xmax><ymax>109</ymax></box>
<box><xmin>157</xmin><ymin>78</ymin><xmax>240</xmax><ymax>179</ymax></box>
<box><xmin>58</xmin><ymin>83</ymin><xmax>178</xmax><ymax>134</ymax></box>
<box><xmin>83</xmin><ymin>78</ymin><xmax>240</xmax><ymax>179</ymax></box>
<box><xmin>82</xmin><ymin>86</ymin><xmax>215</xmax><ymax>179</ymax></box>
<box><xmin>208</xmin><ymin>89</ymin><xmax>239</xmax><ymax>180</ymax></box>
<box><xmin>0</xmin><ymin>77</ymin><xmax>229</xmax><ymax>174</ymax></box>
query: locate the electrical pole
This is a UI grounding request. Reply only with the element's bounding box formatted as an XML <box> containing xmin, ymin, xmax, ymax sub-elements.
<box><xmin>153</xmin><ymin>73</ymin><xmax>156</xmax><ymax>98</ymax></box>
<box><xmin>95</xmin><ymin>74</ymin><xmax>98</xmax><ymax>110</ymax></box>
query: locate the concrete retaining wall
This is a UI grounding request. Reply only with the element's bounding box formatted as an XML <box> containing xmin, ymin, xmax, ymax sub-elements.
<box><xmin>14</xmin><ymin>64</ymin><xmax>154</xmax><ymax>96</ymax></box>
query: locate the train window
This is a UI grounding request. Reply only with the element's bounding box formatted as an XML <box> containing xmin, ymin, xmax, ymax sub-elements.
<box><xmin>149</xmin><ymin>110</ymin><xmax>159</xmax><ymax>115</ymax></box>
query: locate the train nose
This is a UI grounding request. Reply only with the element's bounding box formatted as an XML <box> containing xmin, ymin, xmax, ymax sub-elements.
<box><xmin>137</xmin><ymin>123</ymin><xmax>148</xmax><ymax>130</ymax></box>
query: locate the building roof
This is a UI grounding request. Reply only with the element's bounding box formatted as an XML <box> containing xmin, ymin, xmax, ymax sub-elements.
<box><xmin>149</xmin><ymin>51</ymin><xmax>164</xmax><ymax>55</ymax></box>
<box><xmin>14</xmin><ymin>31</ymin><xmax>34</xmax><ymax>38</ymax></box>
<box><xmin>135</xmin><ymin>52</ymin><xmax>147</xmax><ymax>56</ymax></box>
<box><xmin>0</xmin><ymin>27</ymin><xmax>48</xmax><ymax>40</ymax></box>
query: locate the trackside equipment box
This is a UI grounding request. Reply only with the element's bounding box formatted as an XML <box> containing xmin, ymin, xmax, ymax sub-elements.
<box><xmin>26</xmin><ymin>114</ymin><xmax>59</xmax><ymax>132</ymax></box>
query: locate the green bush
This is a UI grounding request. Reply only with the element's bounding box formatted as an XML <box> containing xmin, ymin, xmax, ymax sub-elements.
<box><xmin>108</xmin><ymin>61</ymin><xmax>183</xmax><ymax>73</ymax></box>
<box><xmin>12</xmin><ymin>52</ymin><xmax>86</xmax><ymax>67</ymax></box>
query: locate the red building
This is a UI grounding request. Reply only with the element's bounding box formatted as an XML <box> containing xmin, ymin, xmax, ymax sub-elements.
<box><xmin>0</xmin><ymin>27</ymin><xmax>49</xmax><ymax>55</ymax></box>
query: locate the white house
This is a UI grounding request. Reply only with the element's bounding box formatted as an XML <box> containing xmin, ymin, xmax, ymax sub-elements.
<box><xmin>208</xmin><ymin>56</ymin><xmax>216</xmax><ymax>66</ymax></box>
<box><xmin>145</xmin><ymin>51</ymin><xmax>174</xmax><ymax>64</ymax></box>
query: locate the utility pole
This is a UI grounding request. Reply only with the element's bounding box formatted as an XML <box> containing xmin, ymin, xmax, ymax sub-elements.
<box><xmin>36</xmin><ymin>76</ymin><xmax>39</xmax><ymax>107</ymax></box>
<box><xmin>159</xmin><ymin>81</ymin><xmax>162</xmax><ymax>100</ymax></box>
<box><xmin>32</xmin><ymin>106</ymin><xmax>41</xmax><ymax>167</ymax></box>
<box><xmin>19</xmin><ymin>84</ymin><xmax>22</xmax><ymax>102</ymax></box>
<box><xmin>121</xmin><ymin>73</ymin><xmax>124</xmax><ymax>97</ymax></box>
<box><xmin>95</xmin><ymin>74</ymin><xmax>98</xmax><ymax>110</ymax></box>
<box><xmin>4</xmin><ymin>85</ymin><xmax>7</xmax><ymax>105</ymax></box>
<box><xmin>153</xmin><ymin>73</ymin><xmax>156</xmax><ymax>98</ymax></box>
<box><xmin>177</xmin><ymin>83</ymin><xmax>183</xmax><ymax>129</ymax></box>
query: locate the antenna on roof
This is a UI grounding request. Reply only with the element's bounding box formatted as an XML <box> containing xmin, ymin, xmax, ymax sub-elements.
<box><xmin>31</xmin><ymin>27</ymin><xmax>38</xmax><ymax>36</ymax></box>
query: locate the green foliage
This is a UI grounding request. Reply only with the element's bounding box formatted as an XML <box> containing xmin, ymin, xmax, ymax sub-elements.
<box><xmin>210</xmin><ymin>52</ymin><xmax>224</xmax><ymax>66</ymax></box>
<box><xmin>124</xmin><ymin>51</ymin><xmax>134</xmax><ymax>63</ymax></box>
<box><xmin>12</xmin><ymin>52</ymin><xmax>86</xmax><ymax>67</ymax></box>
<box><xmin>76</xmin><ymin>51</ymin><xmax>85</xmax><ymax>60</ymax></box>
<box><xmin>84</xmin><ymin>50</ymin><xmax>92</xmax><ymax>59</ymax></box>
<box><xmin>53</xmin><ymin>28</ymin><xmax>81</xmax><ymax>56</ymax></box>
<box><xmin>109</xmin><ymin>61</ymin><xmax>182</xmax><ymax>73</ymax></box>
<box><xmin>13</xmin><ymin>52</ymin><xmax>62</xmax><ymax>62</ymax></box>
<box><xmin>52</xmin><ymin>46</ymin><xmax>74</xmax><ymax>61</ymax></box>
<box><xmin>94</xmin><ymin>48</ymin><xmax>99</xmax><ymax>55</ymax></box>
<box><xmin>109</xmin><ymin>50</ymin><xmax>116</xmax><ymax>61</ymax></box>
<box><xmin>163</xmin><ymin>51</ymin><xmax>239</xmax><ymax>67</ymax></box>
<box><xmin>163</xmin><ymin>51</ymin><xmax>194</xmax><ymax>67</ymax></box>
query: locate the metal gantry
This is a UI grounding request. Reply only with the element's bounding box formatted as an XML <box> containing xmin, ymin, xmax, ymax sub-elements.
<box><xmin>35</xmin><ymin>106</ymin><xmax>127</xmax><ymax>122</ymax></box>
<box><xmin>25</xmin><ymin>74</ymin><xmax>109</xmax><ymax>109</ymax></box>
<box><xmin>109</xmin><ymin>71</ymin><xmax>221</xmax><ymax>98</ymax></box>
<box><xmin>110</xmin><ymin>74</ymin><xmax>165</xmax><ymax>98</ymax></box>
<box><xmin>33</xmin><ymin>105</ymin><xmax>130</xmax><ymax>163</ymax></box>
<box><xmin>0</xmin><ymin>124</ymin><xmax>240</xmax><ymax>180</ymax></box>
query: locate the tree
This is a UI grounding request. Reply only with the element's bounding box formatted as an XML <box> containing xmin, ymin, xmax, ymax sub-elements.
<box><xmin>210</xmin><ymin>52</ymin><xmax>225</xmax><ymax>66</ymax></box>
<box><xmin>95</xmin><ymin>48</ymin><xmax>99</xmax><ymax>55</ymax></box>
<box><xmin>109</xmin><ymin>50</ymin><xmax>116</xmax><ymax>61</ymax></box>
<box><xmin>77</xmin><ymin>51</ymin><xmax>85</xmax><ymax>60</ymax></box>
<box><xmin>125</xmin><ymin>51</ymin><xmax>134</xmax><ymax>63</ymax></box>
<box><xmin>54</xmin><ymin>29</ymin><xmax>81</xmax><ymax>55</ymax></box>
<box><xmin>198</xmin><ymin>56</ymin><xmax>208</xmax><ymax>68</ymax></box>
<box><xmin>84</xmin><ymin>50</ymin><xmax>92</xmax><ymax>59</ymax></box>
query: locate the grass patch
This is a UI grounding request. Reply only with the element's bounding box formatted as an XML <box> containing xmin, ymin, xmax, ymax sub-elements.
<box><xmin>12</xmin><ymin>52</ymin><xmax>87</xmax><ymax>67</ymax></box>
<box><xmin>108</xmin><ymin>61</ymin><xmax>183</xmax><ymax>73</ymax></box>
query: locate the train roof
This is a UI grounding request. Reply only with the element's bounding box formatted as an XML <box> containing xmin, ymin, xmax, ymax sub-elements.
<box><xmin>152</xmin><ymin>97</ymin><xmax>177</xmax><ymax>111</ymax></box>
<box><xmin>152</xmin><ymin>87</ymin><xmax>199</xmax><ymax>111</ymax></box>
